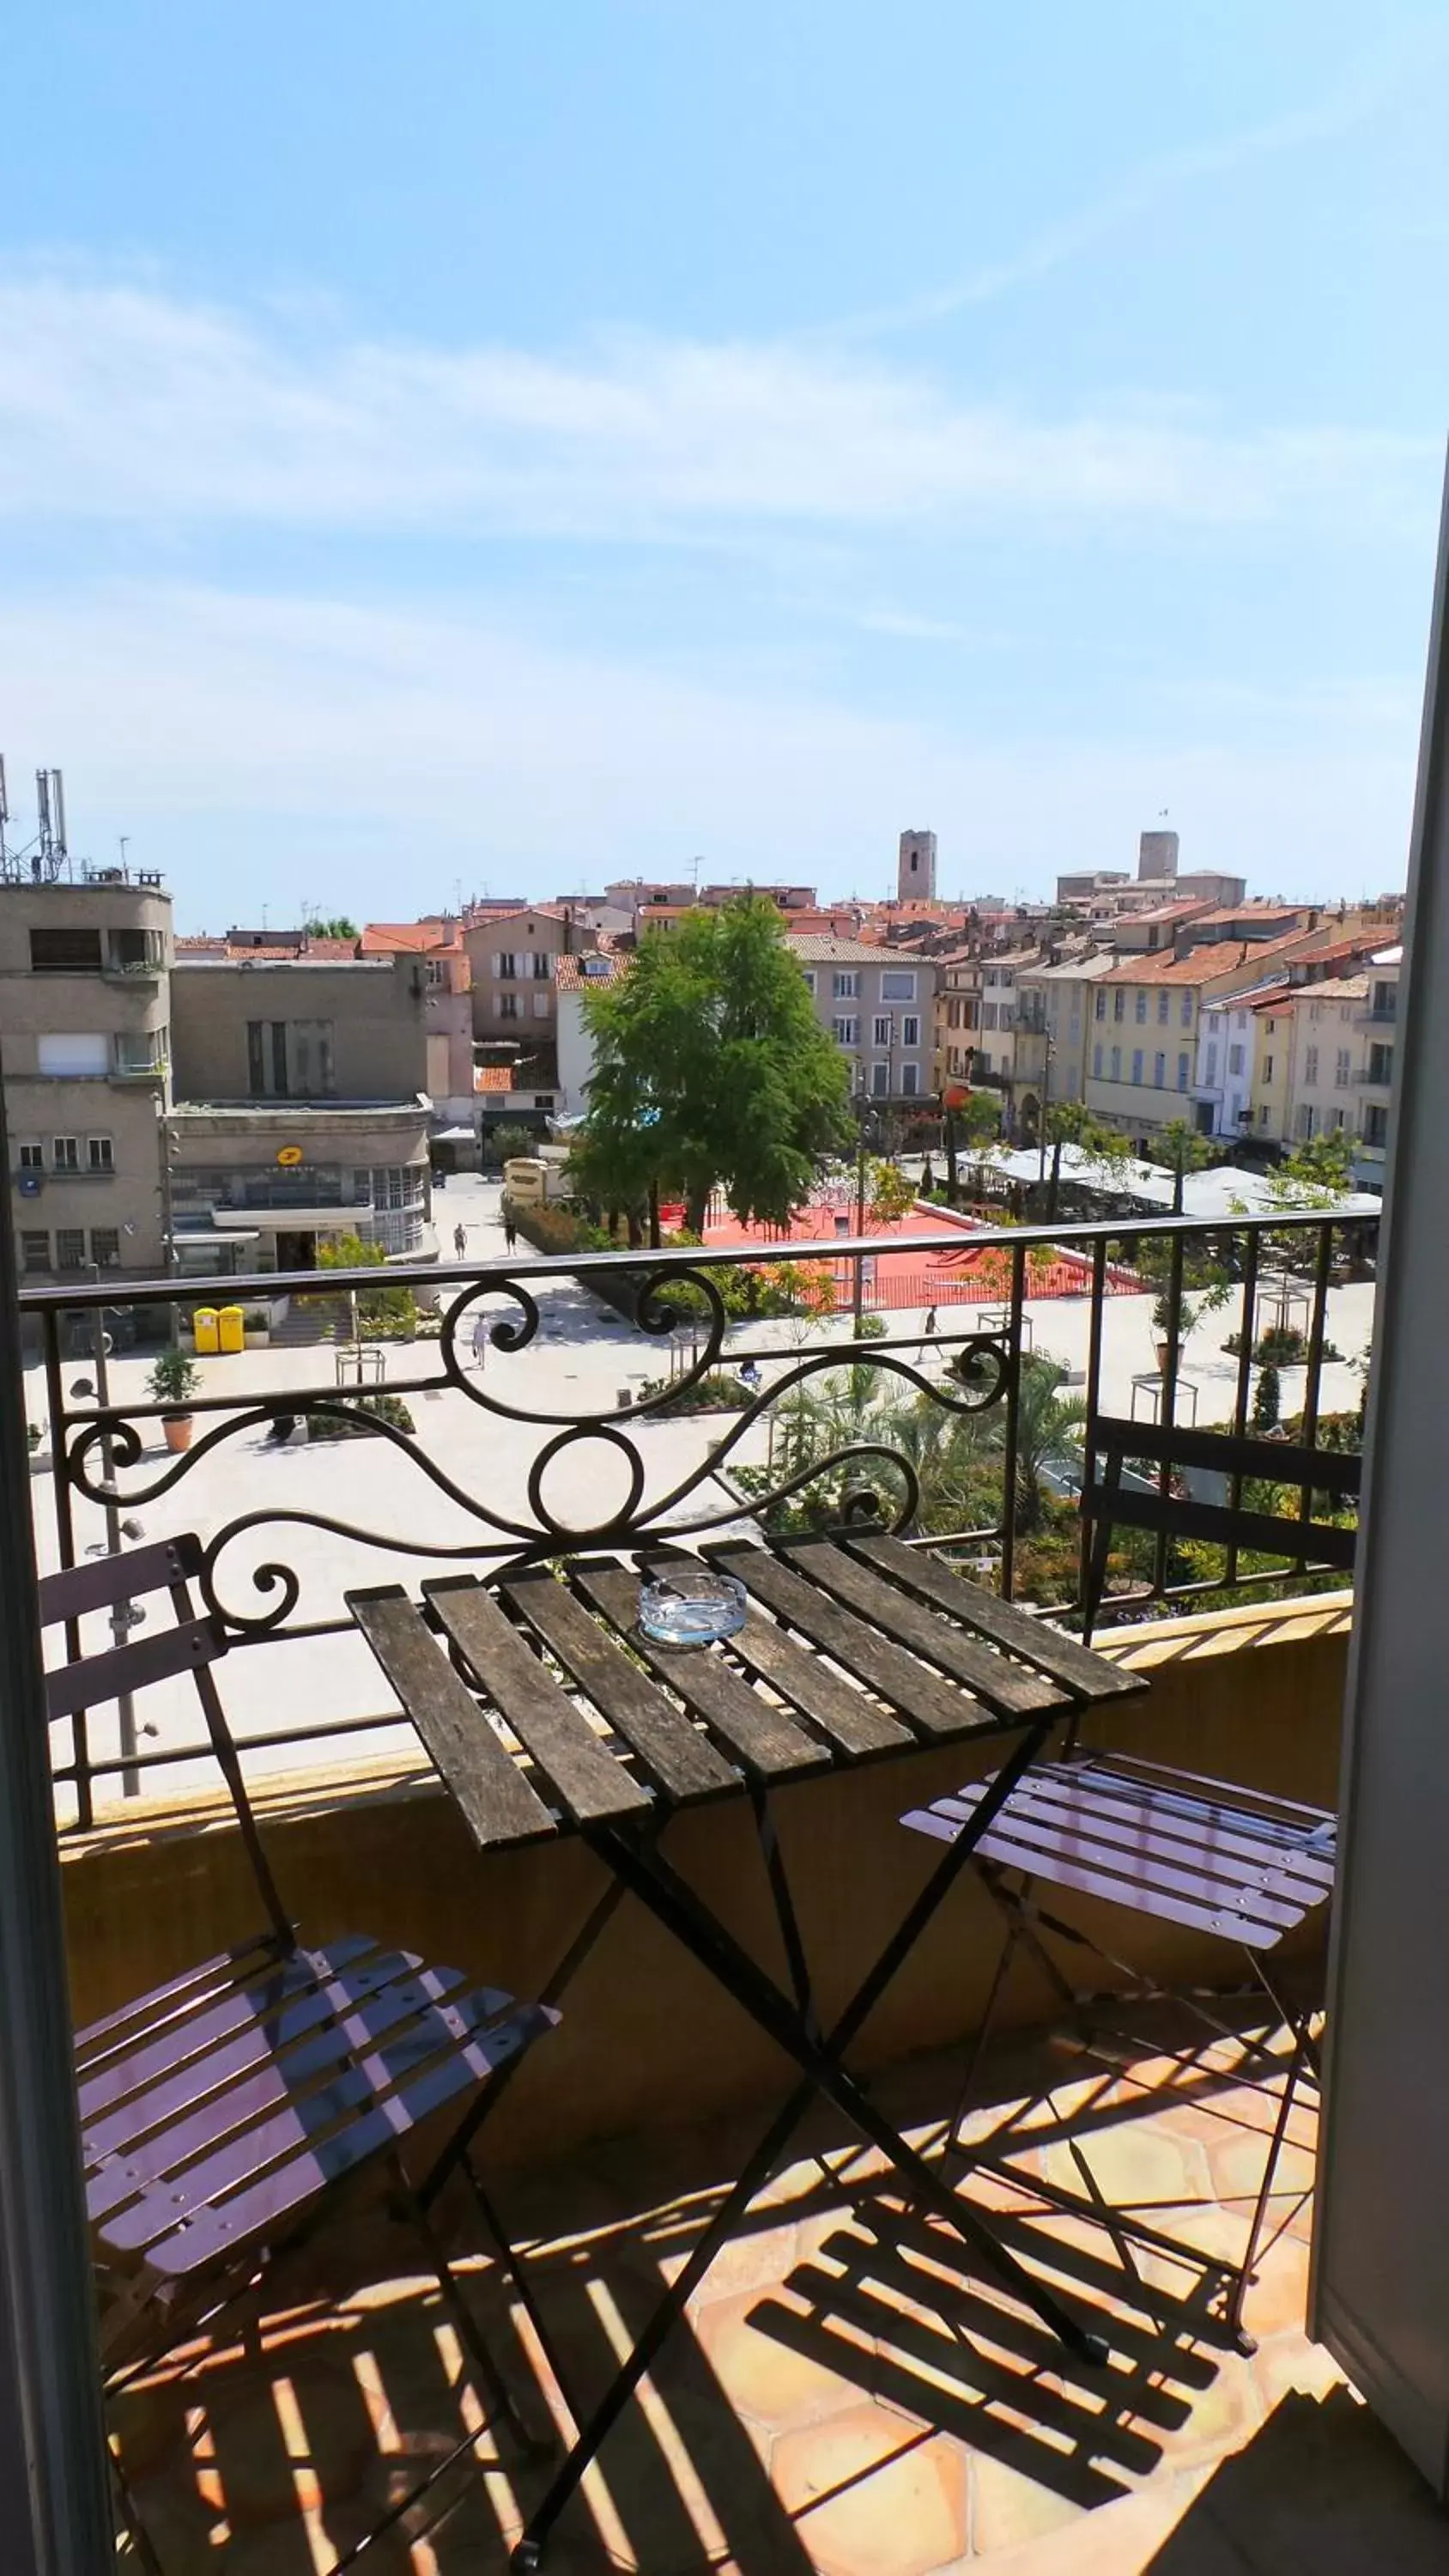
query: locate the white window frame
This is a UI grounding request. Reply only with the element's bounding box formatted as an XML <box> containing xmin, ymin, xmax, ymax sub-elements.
<box><xmin>880</xmin><ymin>969</ymin><xmax>917</xmax><ymax>1002</ymax></box>
<box><xmin>830</xmin><ymin>1014</ymin><xmax>858</xmax><ymax>1046</ymax></box>
<box><xmin>901</xmin><ymin>1013</ymin><xmax>920</xmax><ymax>1048</ymax></box>
<box><xmin>872</xmin><ymin>1014</ymin><xmax>892</xmax><ymax>1048</ymax></box>
<box><xmin>900</xmin><ymin>1062</ymin><xmax>920</xmax><ymax>1097</ymax></box>
<box><xmin>16</xmin><ymin>1141</ymin><xmax>43</xmax><ymax>1170</ymax></box>
<box><xmin>832</xmin><ymin>970</ymin><xmax>859</xmax><ymax>999</ymax></box>
<box><xmin>87</xmin><ymin>1136</ymin><xmax>114</xmax><ymax>1172</ymax></box>
<box><xmin>52</xmin><ymin>1136</ymin><xmax>79</xmax><ymax>1171</ymax></box>
<box><xmin>870</xmin><ymin>1059</ymin><xmax>889</xmax><ymax>1097</ymax></box>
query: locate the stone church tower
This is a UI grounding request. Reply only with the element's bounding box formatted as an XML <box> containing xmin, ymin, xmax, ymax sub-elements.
<box><xmin>898</xmin><ymin>829</ymin><xmax>937</xmax><ymax>900</ymax></box>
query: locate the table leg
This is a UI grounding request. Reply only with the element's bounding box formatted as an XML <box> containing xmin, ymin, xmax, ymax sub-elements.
<box><xmin>595</xmin><ymin>1823</ymin><xmax>1102</xmax><ymax>2359</ymax></box>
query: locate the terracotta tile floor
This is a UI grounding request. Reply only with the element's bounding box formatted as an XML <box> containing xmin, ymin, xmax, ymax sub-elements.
<box><xmin>110</xmin><ymin>2005</ymin><xmax>1420</xmax><ymax>2574</ymax></box>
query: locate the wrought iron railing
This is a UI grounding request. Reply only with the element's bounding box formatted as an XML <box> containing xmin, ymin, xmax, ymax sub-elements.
<box><xmin>19</xmin><ymin>1206</ymin><xmax>1375</xmax><ymax>1825</ymax></box>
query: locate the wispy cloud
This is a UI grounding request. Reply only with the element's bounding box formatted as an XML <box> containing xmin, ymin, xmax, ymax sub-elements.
<box><xmin>0</xmin><ymin>275</ymin><xmax>1432</xmax><ymax>542</ymax></box>
<box><xmin>839</xmin><ymin>41</ymin><xmax>1445</xmax><ymax>333</ymax></box>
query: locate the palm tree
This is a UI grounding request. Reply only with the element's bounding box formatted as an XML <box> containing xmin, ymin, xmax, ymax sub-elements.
<box><xmin>1009</xmin><ymin>1358</ymin><xmax>1088</xmax><ymax>1533</ymax></box>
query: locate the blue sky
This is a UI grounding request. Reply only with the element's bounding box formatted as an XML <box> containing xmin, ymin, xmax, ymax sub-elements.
<box><xmin>2</xmin><ymin>3</ymin><xmax>1447</xmax><ymax>926</ymax></box>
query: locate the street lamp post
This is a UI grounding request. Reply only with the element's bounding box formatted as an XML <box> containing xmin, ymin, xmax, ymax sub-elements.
<box><xmin>75</xmin><ymin>1271</ymin><xmax>141</xmax><ymax>1798</ymax></box>
<box><xmin>852</xmin><ymin>1097</ymin><xmax>882</xmax><ymax>1338</ymax></box>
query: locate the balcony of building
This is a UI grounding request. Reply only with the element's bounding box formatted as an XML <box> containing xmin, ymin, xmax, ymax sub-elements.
<box><xmin>7</xmin><ymin>1205</ymin><xmax>1408</xmax><ymax>2571</ymax></box>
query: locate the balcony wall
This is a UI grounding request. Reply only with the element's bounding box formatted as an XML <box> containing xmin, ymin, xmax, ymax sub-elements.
<box><xmin>58</xmin><ymin>1590</ymin><xmax>1349</xmax><ymax>2176</ymax></box>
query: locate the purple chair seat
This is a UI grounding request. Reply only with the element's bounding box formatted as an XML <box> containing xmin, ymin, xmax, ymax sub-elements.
<box><xmin>77</xmin><ymin>1932</ymin><xmax>554</xmax><ymax>2278</ymax></box>
<box><xmin>903</xmin><ymin>1753</ymin><xmax>1335</xmax><ymax>1952</ymax></box>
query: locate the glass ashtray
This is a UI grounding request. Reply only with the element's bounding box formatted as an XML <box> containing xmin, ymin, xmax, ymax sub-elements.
<box><xmin>638</xmin><ymin>1570</ymin><xmax>747</xmax><ymax>1647</ymax></box>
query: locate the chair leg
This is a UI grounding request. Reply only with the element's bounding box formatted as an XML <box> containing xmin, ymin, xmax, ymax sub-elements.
<box><xmin>459</xmin><ymin>2154</ymin><xmax>586</xmax><ymax>2443</ymax></box>
<box><xmin>388</xmin><ymin>2152</ymin><xmax>553</xmax><ymax>2460</ymax></box>
<box><xmin>1222</xmin><ymin>2012</ymin><xmax>1314</xmax><ymax>2354</ymax></box>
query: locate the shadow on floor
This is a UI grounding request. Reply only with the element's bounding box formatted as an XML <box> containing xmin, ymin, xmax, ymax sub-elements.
<box><xmin>1144</xmin><ymin>2387</ymin><xmax>1449</xmax><ymax>2573</ymax></box>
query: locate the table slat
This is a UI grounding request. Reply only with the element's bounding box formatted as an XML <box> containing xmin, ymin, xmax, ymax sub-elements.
<box><xmin>424</xmin><ymin>1579</ymin><xmax>652</xmax><ymax>1826</ymax></box>
<box><xmin>706</xmin><ymin>1546</ymin><xmax>988</xmax><ymax>1744</ymax></box>
<box><xmin>778</xmin><ymin>1540</ymin><xmax>1064</xmax><ymax>1719</ymax></box>
<box><xmin>347</xmin><ymin>1589</ymin><xmax>558</xmax><ymax>1850</ymax></box>
<box><xmin>709</xmin><ymin>1600</ymin><xmax>911</xmax><ymax>1761</ymax></box>
<box><xmin>844</xmin><ymin>1534</ymin><xmax>1143</xmax><ymax>1703</ymax></box>
<box><xmin>574</xmin><ymin>1564</ymin><xmax>830</xmax><ymax>1785</ymax></box>
<box><xmin>500</xmin><ymin>1574</ymin><xmax>738</xmax><ymax>1806</ymax></box>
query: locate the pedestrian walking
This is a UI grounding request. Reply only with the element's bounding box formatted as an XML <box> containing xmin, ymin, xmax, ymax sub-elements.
<box><xmin>452</xmin><ymin>1223</ymin><xmax>467</xmax><ymax>1261</ymax></box>
<box><xmin>503</xmin><ymin>1212</ymin><xmax>518</xmax><ymax>1254</ymax></box>
<box><xmin>471</xmin><ymin>1311</ymin><xmax>490</xmax><ymax>1371</ymax></box>
<box><xmin>925</xmin><ymin>1306</ymin><xmax>937</xmax><ymax>1337</ymax></box>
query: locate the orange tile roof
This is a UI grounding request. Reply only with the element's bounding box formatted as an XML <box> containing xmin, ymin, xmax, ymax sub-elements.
<box><xmin>555</xmin><ymin>953</ymin><xmax>625</xmax><ymax>993</ymax></box>
<box><xmin>360</xmin><ymin>919</ymin><xmax>460</xmax><ymax>955</ymax></box>
<box><xmin>1099</xmin><ymin>937</ymin><xmax>1304</xmax><ymax>987</ymax></box>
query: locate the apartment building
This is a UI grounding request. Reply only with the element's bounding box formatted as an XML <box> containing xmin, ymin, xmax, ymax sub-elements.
<box><xmin>359</xmin><ymin>919</ymin><xmax>475</xmax><ymax>1117</ymax></box>
<box><xmin>462</xmin><ymin>905</ymin><xmax>595</xmax><ymax>1050</ymax></box>
<box><xmin>786</xmin><ymin>935</ymin><xmax>937</xmax><ymax>1102</ymax></box>
<box><xmin>1193</xmin><ymin>985</ymin><xmax>1282</xmax><ymax>1141</ymax></box>
<box><xmin>3</xmin><ymin>869</ymin><xmax>173</xmax><ymax>1283</ymax></box>
<box><xmin>1354</xmin><ymin>945</ymin><xmax>1399</xmax><ymax>1188</ymax></box>
<box><xmin>1282</xmin><ymin>977</ymin><xmax>1373</xmax><ymax>1150</ymax></box>
<box><xmin>1013</xmin><ymin>951</ymin><xmax>1118</xmax><ymax>1116</ymax></box>
<box><xmin>555</xmin><ymin>951</ymin><xmax>627</xmax><ymax>1116</ymax></box>
<box><xmin>934</xmin><ymin>952</ymin><xmax>979</xmax><ymax>1091</ymax></box>
<box><xmin>1084</xmin><ymin>939</ymin><xmax>1313</xmax><ymax>1142</ymax></box>
<box><xmin>166</xmin><ymin>951</ymin><xmax>435</xmax><ymax>1273</ymax></box>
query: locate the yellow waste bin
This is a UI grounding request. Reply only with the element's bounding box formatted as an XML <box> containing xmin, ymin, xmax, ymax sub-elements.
<box><xmin>192</xmin><ymin>1306</ymin><xmax>219</xmax><ymax>1356</ymax></box>
<box><xmin>218</xmin><ymin>1303</ymin><xmax>246</xmax><ymax>1356</ymax></box>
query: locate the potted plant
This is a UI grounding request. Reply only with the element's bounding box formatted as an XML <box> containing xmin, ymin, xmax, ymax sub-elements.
<box><xmin>146</xmin><ymin>1346</ymin><xmax>201</xmax><ymax>1452</ymax></box>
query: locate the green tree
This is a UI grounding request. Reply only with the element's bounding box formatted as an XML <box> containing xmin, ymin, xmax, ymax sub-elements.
<box><xmin>1252</xmin><ymin>1361</ymin><xmax>1282</xmax><ymax>1429</ymax></box>
<box><xmin>1148</xmin><ymin>1115</ymin><xmax>1218</xmax><ymax>1212</ymax></box>
<box><xmin>318</xmin><ymin>1230</ymin><xmax>416</xmax><ymax>1334</ymax></box>
<box><xmin>304</xmin><ymin>916</ymin><xmax>359</xmax><ymax>941</ymax></box>
<box><xmin>1039</xmin><ymin>1098</ymin><xmax>1131</xmax><ymax>1217</ymax></box>
<box><xmin>572</xmin><ymin>898</ymin><xmax>853</xmax><ymax>1235</ymax></box>
<box><xmin>1270</xmin><ymin>1127</ymin><xmax>1355</xmax><ymax>1202</ymax></box>
<box><xmin>1010</xmin><ymin>1356</ymin><xmax>1088</xmax><ymax>1532</ymax></box>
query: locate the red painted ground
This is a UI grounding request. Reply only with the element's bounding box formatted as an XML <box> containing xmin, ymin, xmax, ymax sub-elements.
<box><xmin>658</xmin><ymin>1199</ymin><xmax>1138</xmax><ymax>1313</ymax></box>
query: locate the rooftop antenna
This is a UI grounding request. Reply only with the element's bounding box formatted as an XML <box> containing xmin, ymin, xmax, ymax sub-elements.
<box><xmin>0</xmin><ymin>755</ymin><xmax>7</xmax><ymax>872</ymax></box>
<box><xmin>118</xmin><ymin>837</ymin><xmax>130</xmax><ymax>872</ymax></box>
<box><xmin>32</xmin><ymin>769</ymin><xmax>65</xmax><ymax>883</ymax></box>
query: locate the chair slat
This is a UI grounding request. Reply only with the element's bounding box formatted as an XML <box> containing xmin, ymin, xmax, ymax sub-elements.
<box><xmin>929</xmin><ymin>1792</ymin><xmax>1307</xmax><ymax>1935</ymax></box>
<box><xmin>86</xmin><ymin>1962</ymin><xmax>476</xmax><ymax>2221</ymax></box>
<box><xmin>39</xmin><ymin>1534</ymin><xmax>205</xmax><ymax>1625</ymax></box>
<box><xmin>45</xmin><ymin>1616</ymin><xmax>227</xmax><ymax>1723</ymax></box>
<box><xmin>82</xmin><ymin>1947</ymin><xmax>437</xmax><ymax>2171</ymax></box>
<box><xmin>77</xmin><ymin>1937</ymin><xmax>382</xmax><ymax>2123</ymax></box>
<box><xmin>901</xmin><ymin>1802</ymin><xmax>1290</xmax><ymax>1949</ymax></box>
<box><xmin>958</xmin><ymin>1767</ymin><xmax>1337</xmax><ymax>1894</ymax></box>
<box><xmin>141</xmin><ymin>1997</ymin><xmax>552</xmax><ymax>2278</ymax></box>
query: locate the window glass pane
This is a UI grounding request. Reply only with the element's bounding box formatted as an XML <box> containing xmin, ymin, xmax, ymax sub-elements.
<box><xmin>37</xmin><ymin>1032</ymin><xmax>108</xmax><ymax>1077</ymax></box>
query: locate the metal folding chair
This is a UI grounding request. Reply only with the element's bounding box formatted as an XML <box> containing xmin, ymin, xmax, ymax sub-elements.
<box><xmin>41</xmin><ymin>1534</ymin><xmax>559</xmax><ymax>2570</ymax></box>
<box><xmin>903</xmin><ymin>1745</ymin><xmax>1335</xmax><ymax>2351</ymax></box>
